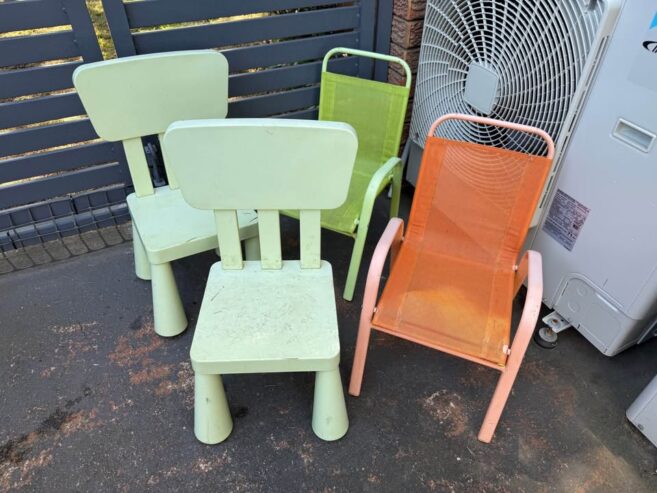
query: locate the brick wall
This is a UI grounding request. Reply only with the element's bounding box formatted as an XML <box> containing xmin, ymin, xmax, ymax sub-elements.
<box><xmin>388</xmin><ymin>0</ymin><xmax>426</xmax><ymax>143</ymax></box>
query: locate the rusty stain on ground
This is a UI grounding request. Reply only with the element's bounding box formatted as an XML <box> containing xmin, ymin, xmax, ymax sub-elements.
<box><xmin>48</xmin><ymin>322</ymin><xmax>98</xmax><ymax>334</ymax></box>
<box><xmin>0</xmin><ymin>389</ymin><xmax>100</xmax><ymax>491</ymax></box>
<box><xmin>146</xmin><ymin>466</ymin><xmax>180</xmax><ymax>486</ymax></box>
<box><xmin>146</xmin><ymin>451</ymin><xmax>232</xmax><ymax>486</ymax></box>
<box><xmin>129</xmin><ymin>364</ymin><xmax>172</xmax><ymax>385</ymax></box>
<box><xmin>154</xmin><ymin>362</ymin><xmax>193</xmax><ymax>396</ymax></box>
<box><xmin>268</xmin><ymin>434</ymin><xmax>290</xmax><ymax>451</ymax></box>
<box><xmin>299</xmin><ymin>442</ymin><xmax>314</xmax><ymax>468</ymax></box>
<box><xmin>421</xmin><ymin>390</ymin><xmax>468</xmax><ymax>437</ymax></box>
<box><xmin>108</xmin><ymin>317</ymin><xmax>162</xmax><ymax>368</ymax></box>
<box><xmin>153</xmin><ymin>361</ymin><xmax>194</xmax><ymax>409</ymax></box>
<box><xmin>193</xmin><ymin>451</ymin><xmax>231</xmax><ymax>473</ymax></box>
<box><xmin>367</xmin><ymin>473</ymin><xmax>381</xmax><ymax>484</ymax></box>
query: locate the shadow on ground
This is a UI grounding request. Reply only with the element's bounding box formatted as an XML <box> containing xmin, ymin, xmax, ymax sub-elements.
<box><xmin>1</xmin><ymin>189</ymin><xmax>656</xmax><ymax>492</ymax></box>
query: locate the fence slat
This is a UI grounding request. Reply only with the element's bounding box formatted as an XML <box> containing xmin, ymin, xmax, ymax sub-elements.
<box><xmin>132</xmin><ymin>6</ymin><xmax>360</xmax><ymax>54</ymax></box>
<box><xmin>125</xmin><ymin>0</ymin><xmax>347</xmax><ymax>28</ymax></box>
<box><xmin>358</xmin><ymin>0</ymin><xmax>376</xmax><ymax>78</ymax></box>
<box><xmin>0</xmin><ymin>93</ymin><xmax>86</xmax><ymax>130</ymax></box>
<box><xmin>229</xmin><ymin>57</ymin><xmax>358</xmax><ymax>97</ymax></box>
<box><xmin>0</xmin><ymin>0</ymin><xmax>69</xmax><ymax>33</ymax></box>
<box><xmin>278</xmin><ymin>108</ymin><xmax>319</xmax><ymax>120</ymax></box>
<box><xmin>101</xmin><ymin>0</ymin><xmax>137</xmax><ymax>56</ymax></box>
<box><xmin>63</xmin><ymin>0</ymin><xmax>104</xmax><ymax>62</ymax></box>
<box><xmin>0</xmin><ymin>120</ymin><xmax>98</xmax><ymax>159</ymax></box>
<box><xmin>0</xmin><ymin>31</ymin><xmax>79</xmax><ymax>68</ymax></box>
<box><xmin>374</xmin><ymin>0</ymin><xmax>394</xmax><ymax>81</ymax></box>
<box><xmin>0</xmin><ymin>142</ymin><xmax>116</xmax><ymax>183</ymax></box>
<box><xmin>0</xmin><ymin>163</ymin><xmax>128</xmax><ymax>210</ymax></box>
<box><xmin>229</xmin><ymin>86</ymin><xmax>319</xmax><ymax>118</ymax></box>
<box><xmin>0</xmin><ymin>62</ymin><xmax>82</xmax><ymax>100</ymax></box>
<box><xmin>224</xmin><ymin>31</ymin><xmax>359</xmax><ymax>72</ymax></box>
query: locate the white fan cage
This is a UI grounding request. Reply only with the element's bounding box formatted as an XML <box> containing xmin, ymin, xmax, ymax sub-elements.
<box><xmin>410</xmin><ymin>0</ymin><xmax>607</xmax><ymax>156</ymax></box>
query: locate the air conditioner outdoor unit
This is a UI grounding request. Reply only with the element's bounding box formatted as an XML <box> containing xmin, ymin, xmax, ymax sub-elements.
<box><xmin>530</xmin><ymin>2</ymin><xmax>657</xmax><ymax>355</ymax></box>
<box><xmin>406</xmin><ymin>0</ymin><xmax>623</xmax><ymax>225</ymax></box>
<box><xmin>406</xmin><ymin>0</ymin><xmax>657</xmax><ymax>356</ymax></box>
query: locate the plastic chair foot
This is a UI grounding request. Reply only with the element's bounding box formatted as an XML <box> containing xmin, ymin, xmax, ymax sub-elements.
<box><xmin>132</xmin><ymin>222</ymin><xmax>151</xmax><ymax>280</ymax></box>
<box><xmin>151</xmin><ymin>262</ymin><xmax>187</xmax><ymax>337</ymax></box>
<box><xmin>312</xmin><ymin>368</ymin><xmax>349</xmax><ymax>441</ymax></box>
<box><xmin>194</xmin><ymin>373</ymin><xmax>233</xmax><ymax>444</ymax></box>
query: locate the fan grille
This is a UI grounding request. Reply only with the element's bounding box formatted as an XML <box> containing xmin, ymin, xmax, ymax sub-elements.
<box><xmin>410</xmin><ymin>0</ymin><xmax>606</xmax><ymax>156</ymax></box>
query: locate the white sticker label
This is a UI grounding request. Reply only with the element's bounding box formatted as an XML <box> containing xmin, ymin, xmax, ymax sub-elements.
<box><xmin>542</xmin><ymin>189</ymin><xmax>590</xmax><ymax>251</ymax></box>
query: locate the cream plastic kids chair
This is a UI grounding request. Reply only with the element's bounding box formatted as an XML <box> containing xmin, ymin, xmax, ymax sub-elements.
<box><xmin>163</xmin><ymin>118</ymin><xmax>358</xmax><ymax>443</ymax></box>
<box><xmin>73</xmin><ymin>51</ymin><xmax>259</xmax><ymax>337</ymax></box>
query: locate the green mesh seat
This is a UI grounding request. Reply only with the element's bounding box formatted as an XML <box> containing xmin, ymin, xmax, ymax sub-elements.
<box><xmin>284</xmin><ymin>48</ymin><xmax>411</xmax><ymax>300</ymax></box>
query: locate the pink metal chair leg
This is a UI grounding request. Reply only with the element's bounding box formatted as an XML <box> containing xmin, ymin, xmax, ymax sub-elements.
<box><xmin>349</xmin><ymin>218</ymin><xmax>404</xmax><ymax>397</ymax></box>
<box><xmin>478</xmin><ymin>251</ymin><xmax>543</xmax><ymax>442</ymax></box>
<box><xmin>349</xmin><ymin>319</ymin><xmax>373</xmax><ymax>396</ymax></box>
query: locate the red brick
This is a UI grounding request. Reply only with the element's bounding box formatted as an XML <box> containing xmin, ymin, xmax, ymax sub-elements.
<box><xmin>391</xmin><ymin>16</ymin><xmax>424</xmax><ymax>48</ymax></box>
<box><xmin>393</xmin><ymin>0</ymin><xmax>427</xmax><ymax>21</ymax></box>
<box><xmin>390</xmin><ymin>43</ymin><xmax>420</xmax><ymax>73</ymax></box>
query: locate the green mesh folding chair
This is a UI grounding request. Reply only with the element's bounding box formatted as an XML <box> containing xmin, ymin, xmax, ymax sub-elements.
<box><xmin>283</xmin><ymin>48</ymin><xmax>411</xmax><ymax>301</ymax></box>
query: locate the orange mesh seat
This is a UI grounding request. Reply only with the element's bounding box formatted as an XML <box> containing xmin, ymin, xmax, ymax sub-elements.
<box><xmin>349</xmin><ymin>114</ymin><xmax>554</xmax><ymax>442</ymax></box>
<box><xmin>373</xmin><ymin>140</ymin><xmax>551</xmax><ymax>365</ymax></box>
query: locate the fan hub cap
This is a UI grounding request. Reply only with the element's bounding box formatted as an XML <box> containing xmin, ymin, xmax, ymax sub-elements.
<box><xmin>463</xmin><ymin>62</ymin><xmax>499</xmax><ymax>115</ymax></box>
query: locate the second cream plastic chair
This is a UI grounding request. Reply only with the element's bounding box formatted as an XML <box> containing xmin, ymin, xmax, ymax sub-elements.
<box><xmin>73</xmin><ymin>51</ymin><xmax>259</xmax><ymax>337</ymax></box>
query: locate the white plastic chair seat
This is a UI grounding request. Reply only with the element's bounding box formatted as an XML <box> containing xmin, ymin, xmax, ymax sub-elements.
<box><xmin>127</xmin><ymin>187</ymin><xmax>258</xmax><ymax>265</ymax></box>
<box><xmin>190</xmin><ymin>260</ymin><xmax>341</xmax><ymax>375</ymax></box>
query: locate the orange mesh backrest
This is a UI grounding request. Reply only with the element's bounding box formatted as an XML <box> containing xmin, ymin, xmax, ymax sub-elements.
<box><xmin>373</xmin><ymin>135</ymin><xmax>551</xmax><ymax>365</ymax></box>
<box><xmin>407</xmin><ymin>137</ymin><xmax>551</xmax><ymax>268</ymax></box>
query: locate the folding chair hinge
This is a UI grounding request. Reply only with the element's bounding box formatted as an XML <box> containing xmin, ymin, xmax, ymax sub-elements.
<box><xmin>502</xmin><ymin>345</ymin><xmax>511</xmax><ymax>355</ymax></box>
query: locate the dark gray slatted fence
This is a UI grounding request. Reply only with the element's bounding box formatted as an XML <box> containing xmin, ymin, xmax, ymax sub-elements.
<box><xmin>0</xmin><ymin>0</ymin><xmax>393</xmax><ymax>254</ymax></box>
<box><xmin>0</xmin><ymin>0</ymin><xmax>130</xmax><ymax>251</ymax></box>
<box><xmin>102</xmin><ymin>0</ymin><xmax>393</xmax><ymax>120</ymax></box>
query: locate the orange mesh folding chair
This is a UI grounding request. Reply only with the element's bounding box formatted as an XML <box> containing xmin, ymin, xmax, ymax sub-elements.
<box><xmin>349</xmin><ymin>113</ymin><xmax>554</xmax><ymax>442</ymax></box>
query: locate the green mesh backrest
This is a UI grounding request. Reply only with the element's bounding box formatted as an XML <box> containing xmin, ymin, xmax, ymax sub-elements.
<box><xmin>319</xmin><ymin>72</ymin><xmax>410</xmax><ymax>177</ymax></box>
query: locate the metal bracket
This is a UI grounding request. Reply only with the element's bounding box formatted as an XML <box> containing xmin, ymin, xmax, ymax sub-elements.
<box><xmin>542</xmin><ymin>311</ymin><xmax>572</xmax><ymax>334</ymax></box>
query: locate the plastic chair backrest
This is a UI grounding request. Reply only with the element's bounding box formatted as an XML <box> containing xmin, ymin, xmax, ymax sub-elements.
<box><xmin>408</xmin><ymin>114</ymin><xmax>554</xmax><ymax>270</ymax></box>
<box><xmin>163</xmin><ymin>119</ymin><xmax>358</xmax><ymax>270</ymax></box>
<box><xmin>73</xmin><ymin>50</ymin><xmax>229</xmax><ymax>197</ymax></box>
<box><xmin>319</xmin><ymin>48</ymin><xmax>411</xmax><ymax>177</ymax></box>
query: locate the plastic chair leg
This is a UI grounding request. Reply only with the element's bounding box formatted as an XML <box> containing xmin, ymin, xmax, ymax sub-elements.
<box><xmin>244</xmin><ymin>236</ymin><xmax>261</xmax><ymax>260</ymax></box>
<box><xmin>132</xmin><ymin>222</ymin><xmax>151</xmax><ymax>280</ymax></box>
<box><xmin>194</xmin><ymin>373</ymin><xmax>233</xmax><ymax>444</ymax></box>
<box><xmin>343</xmin><ymin>226</ymin><xmax>368</xmax><ymax>301</ymax></box>
<box><xmin>312</xmin><ymin>368</ymin><xmax>349</xmax><ymax>441</ymax></box>
<box><xmin>151</xmin><ymin>262</ymin><xmax>187</xmax><ymax>337</ymax></box>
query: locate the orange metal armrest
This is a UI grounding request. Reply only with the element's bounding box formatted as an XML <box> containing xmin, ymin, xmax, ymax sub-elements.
<box><xmin>514</xmin><ymin>251</ymin><xmax>530</xmax><ymax>297</ymax></box>
<box><xmin>511</xmin><ymin>250</ymin><xmax>543</xmax><ymax>361</ymax></box>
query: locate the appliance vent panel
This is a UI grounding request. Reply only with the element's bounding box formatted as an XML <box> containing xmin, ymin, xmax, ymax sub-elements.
<box><xmin>410</xmin><ymin>0</ymin><xmax>607</xmax><ymax>156</ymax></box>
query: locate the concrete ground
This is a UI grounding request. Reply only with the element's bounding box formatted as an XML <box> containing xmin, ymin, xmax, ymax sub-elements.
<box><xmin>1</xmin><ymin>189</ymin><xmax>657</xmax><ymax>492</ymax></box>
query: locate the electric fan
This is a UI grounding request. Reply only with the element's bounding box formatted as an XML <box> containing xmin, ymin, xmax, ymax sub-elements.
<box><xmin>407</xmin><ymin>0</ymin><xmax>622</xmax><ymax>203</ymax></box>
